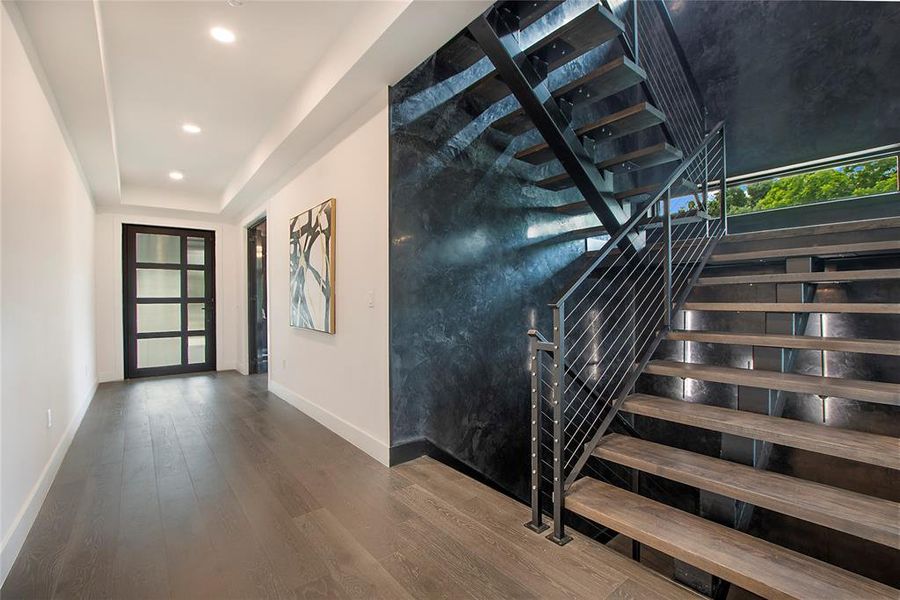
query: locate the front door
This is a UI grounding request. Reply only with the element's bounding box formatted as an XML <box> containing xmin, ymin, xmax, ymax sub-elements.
<box><xmin>123</xmin><ymin>224</ymin><xmax>216</xmax><ymax>378</ymax></box>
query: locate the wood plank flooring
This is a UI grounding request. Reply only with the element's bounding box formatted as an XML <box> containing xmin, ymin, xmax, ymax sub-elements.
<box><xmin>1</xmin><ymin>371</ymin><xmax>700</xmax><ymax>600</ymax></box>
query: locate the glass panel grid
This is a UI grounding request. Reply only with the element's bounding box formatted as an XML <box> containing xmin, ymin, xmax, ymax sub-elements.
<box><xmin>137</xmin><ymin>337</ymin><xmax>181</xmax><ymax>368</ymax></box>
<box><xmin>188</xmin><ymin>336</ymin><xmax>206</xmax><ymax>364</ymax></box>
<box><xmin>187</xmin><ymin>237</ymin><xmax>205</xmax><ymax>265</ymax></box>
<box><xmin>137</xmin><ymin>269</ymin><xmax>181</xmax><ymax>298</ymax></box>
<box><xmin>187</xmin><ymin>270</ymin><xmax>205</xmax><ymax>298</ymax></box>
<box><xmin>137</xmin><ymin>304</ymin><xmax>181</xmax><ymax>333</ymax></box>
<box><xmin>136</xmin><ymin>233</ymin><xmax>181</xmax><ymax>264</ymax></box>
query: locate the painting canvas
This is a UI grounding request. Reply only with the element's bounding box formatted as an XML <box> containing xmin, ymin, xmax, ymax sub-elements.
<box><xmin>289</xmin><ymin>198</ymin><xmax>335</xmax><ymax>333</ymax></box>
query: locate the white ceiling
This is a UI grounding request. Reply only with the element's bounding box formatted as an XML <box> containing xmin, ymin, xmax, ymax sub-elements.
<box><xmin>10</xmin><ymin>0</ymin><xmax>491</xmax><ymax>220</ymax></box>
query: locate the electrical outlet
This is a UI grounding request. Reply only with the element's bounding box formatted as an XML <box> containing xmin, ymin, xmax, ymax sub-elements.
<box><xmin>47</xmin><ymin>409</ymin><xmax>53</xmax><ymax>429</ymax></box>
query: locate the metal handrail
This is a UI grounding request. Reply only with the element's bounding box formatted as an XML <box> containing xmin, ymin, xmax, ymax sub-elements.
<box><xmin>726</xmin><ymin>142</ymin><xmax>900</xmax><ymax>187</ymax></box>
<box><xmin>526</xmin><ymin>123</ymin><xmax>727</xmax><ymax>544</ymax></box>
<box><xmin>554</xmin><ymin>121</ymin><xmax>725</xmax><ymax>307</ymax></box>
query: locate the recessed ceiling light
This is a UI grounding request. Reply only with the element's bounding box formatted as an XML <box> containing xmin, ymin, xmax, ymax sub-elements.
<box><xmin>181</xmin><ymin>123</ymin><xmax>202</xmax><ymax>134</ymax></box>
<box><xmin>210</xmin><ymin>26</ymin><xmax>236</xmax><ymax>44</ymax></box>
<box><xmin>226</xmin><ymin>0</ymin><xmax>243</xmax><ymax>6</ymax></box>
<box><xmin>169</xmin><ymin>171</ymin><xmax>185</xmax><ymax>181</ymax></box>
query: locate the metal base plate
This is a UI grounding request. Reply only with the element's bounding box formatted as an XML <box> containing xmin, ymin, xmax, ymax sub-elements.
<box><xmin>524</xmin><ymin>521</ymin><xmax>550</xmax><ymax>533</ymax></box>
<box><xmin>546</xmin><ymin>533</ymin><xmax>573</xmax><ymax>546</ymax></box>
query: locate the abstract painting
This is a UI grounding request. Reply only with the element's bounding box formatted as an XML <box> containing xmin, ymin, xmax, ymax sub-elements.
<box><xmin>289</xmin><ymin>198</ymin><xmax>335</xmax><ymax>333</ymax></box>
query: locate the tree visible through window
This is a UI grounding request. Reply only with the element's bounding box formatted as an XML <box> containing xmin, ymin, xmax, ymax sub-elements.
<box><xmin>705</xmin><ymin>156</ymin><xmax>898</xmax><ymax>216</ymax></box>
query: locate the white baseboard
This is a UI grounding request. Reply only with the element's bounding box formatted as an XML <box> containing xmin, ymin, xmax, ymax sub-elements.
<box><xmin>0</xmin><ymin>379</ymin><xmax>98</xmax><ymax>585</ymax></box>
<box><xmin>268</xmin><ymin>379</ymin><xmax>390</xmax><ymax>466</ymax></box>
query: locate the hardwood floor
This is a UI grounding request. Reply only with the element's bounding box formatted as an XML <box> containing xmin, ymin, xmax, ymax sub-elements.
<box><xmin>2</xmin><ymin>371</ymin><xmax>700</xmax><ymax>599</ymax></box>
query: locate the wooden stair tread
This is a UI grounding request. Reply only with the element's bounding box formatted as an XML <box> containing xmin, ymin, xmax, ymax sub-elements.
<box><xmin>709</xmin><ymin>240</ymin><xmax>900</xmax><ymax>264</ymax></box>
<box><xmin>474</xmin><ymin>6</ymin><xmax>626</xmax><ymax>109</ymax></box>
<box><xmin>566</xmin><ymin>478</ymin><xmax>899</xmax><ymax>600</ymax></box>
<box><xmin>501</xmin><ymin>0</ymin><xmax>564</xmax><ymax>30</ymax></box>
<box><xmin>593</xmin><ymin>433</ymin><xmax>900</xmax><ymax>548</ymax></box>
<box><xmin>683</xmin><ymin>302</ymin><xmax>900</xmax><ymax>314</ymax></box>
<box><xmin>492</xmin><ymin>56</ymin><xmax>645</xmax><ymax>135</ymax></box>
<box><xmin>556</xmin><ymin>180</ymin><xmax>688</xmax><ymax>214</ymax></box>
<box><xmin>538</xmin><ymin>143</ymin><xmax>682</xmax><ymax>191</ymax></box>
<box><xmin>644</xmin><ymin>360</ymin><xmax>900</xmax><ymax>406</ymax></box>
<box><xmin>696</xmin><ymin>268</ymin><xmax>900</xmax><ymax>286</ymax></box>
<box><xmin>515</xmin><ymin>102</ymin><xmax>664</xmax><ymax>164</ymax></box>
<box><xmin>622</xmin><ymin>394</ymin><xmax>900</xmax><ymax>469</ymax></box>
<box><xmin>667</xmin><ymin>330</ymin><xmax>900</xmax><ymax>356</ymax></box>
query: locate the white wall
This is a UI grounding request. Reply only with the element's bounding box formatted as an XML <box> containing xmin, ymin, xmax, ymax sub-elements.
<box><xmin>0</xmin><ymin>5</ymin><xmax>97</xmax><ymax>581</ymax></box>
<box><xmin>93</xmin><ymin>211</ymin><xmax>241</xmax><ymax>382</ymax></box>
<box><xmin>251</xmin><ymin>89</ymin><xmax>390</xmax><ymax>465</ymax></box>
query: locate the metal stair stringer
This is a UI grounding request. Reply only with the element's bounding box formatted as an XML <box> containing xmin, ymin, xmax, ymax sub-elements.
<box><xmin>467</xmin><ymin>8</ymin><xmax>643</xmax><ymax>252</ymax></box>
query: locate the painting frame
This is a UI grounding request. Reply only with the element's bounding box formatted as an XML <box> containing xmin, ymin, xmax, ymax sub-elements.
<box><xmin>289</xmin><ymin>198</ymin><xmax>336</xmax><ymax>333</ymax></box>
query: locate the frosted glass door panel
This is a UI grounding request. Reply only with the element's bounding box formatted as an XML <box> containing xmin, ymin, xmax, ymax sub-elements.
<box><xmin>137</xmin><ymin>337</ymin><xmax>181</xmax><ymax>368</ymax></box>
<box><xmin>137</xmin><ymin>304</ymin><xmax>181</xmax><ymax>333</ymax></box>
<box><xmin>187</xmin><ymin>270</ymin><xmax>205</xmax><ymax>298</ymax></box>
<box><xmin>137</xmin><ymin>269</ymin><xmax>181</xmax><ymax>298</ymax></box>
<box><xmin>188</xmin><ymin>336</ymin><xmax>206</xmax><ymax>364</ymax></box>
<box><xmin>137</xmin><ymin>233</ymin><xmax>180</xmax><ymax>264</ymax></box>
<box><xmin>187</xmin><ymin>303</ymin><xmax>205</xmax><ymax>331</ymax></box>
<box><xmin>187</xmin><ymin>237</ymin><xmax>205</xmax><ymax>265</ymax></box>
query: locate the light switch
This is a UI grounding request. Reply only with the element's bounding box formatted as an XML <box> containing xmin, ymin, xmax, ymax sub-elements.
<box><xmin>367</xmin><ymin>290</ymin><xmax>375</xmax><ymax>308</ymax></box>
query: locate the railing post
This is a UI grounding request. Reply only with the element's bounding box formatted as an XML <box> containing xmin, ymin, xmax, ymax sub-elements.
<box><xmin>526</xmin><ymin>334</ymin><xmax>549</xmax><ymax>533</ymax></box>
<box><xmin>663</xmin><ymin>191</ymin><xmax>673</xmax><ymax>327</ymax></box>
<box><xmin>632</xmin><ymin>0</ymin><xmax>639</xmax><ymax>67</ymax></box>
<box><xmin>719</xmin><ymin>126</ymin><xmax>728</xmax><ymax>234</ymax></box>
<box><xmin>703</xmin><ymin>143</ymin><xmax>710</xmax><ymax>237</ymax></box>
<box><xmin>548</xmin><ymin>305</ymin><xmax>572</xmax><ymax>545</ymax></box>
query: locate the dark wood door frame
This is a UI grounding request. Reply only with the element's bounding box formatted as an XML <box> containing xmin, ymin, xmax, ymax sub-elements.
<box><xmin>123</xmin><ymin>224</ymin><xmax>217</xmax><ymax>378</ymax></box>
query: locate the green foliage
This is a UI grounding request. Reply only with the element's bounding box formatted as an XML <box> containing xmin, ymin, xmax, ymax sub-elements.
<box><xmin>707</xmin><ymin>157</ymin><xmax>897</xmax><ymax>217</ymax></box>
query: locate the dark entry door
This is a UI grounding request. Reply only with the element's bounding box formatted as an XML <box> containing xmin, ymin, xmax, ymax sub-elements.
<box><xmin>123</xmin><ymin>224</ymin><xmax>216</xmax><ymax>378</ymax></box>
<box><xmin>248</xmin><ymin>218</ymin><xmax>268</xmax><ymax>374</ymax></box>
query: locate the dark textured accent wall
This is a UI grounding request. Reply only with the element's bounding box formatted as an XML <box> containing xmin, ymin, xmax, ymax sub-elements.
<box><xmin>388</xmin><ymin>51</ymin><xmax>602</xmax><ymax>499</ymax></box>
<box><xmin>668</xmin><ymin>0</ymin><xmax>900</xmax><ymax>175</ymax></box>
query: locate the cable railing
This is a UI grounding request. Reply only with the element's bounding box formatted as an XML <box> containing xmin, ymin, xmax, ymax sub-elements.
<box><xmin>526</xmin><ymin>121</ymin><xmax>726</xmax><ymax>543</ymax></box>
<box><xmin>608</xmin><ymin>0</ymin><xmax>708</xmax><ymax>186</ymax></box>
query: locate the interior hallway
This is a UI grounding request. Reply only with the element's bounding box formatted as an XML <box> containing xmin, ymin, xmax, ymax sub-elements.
<box><xmin>1</xmin><ymin>372</ymin><xmax>700</xmax><ymax>599</ymax></box>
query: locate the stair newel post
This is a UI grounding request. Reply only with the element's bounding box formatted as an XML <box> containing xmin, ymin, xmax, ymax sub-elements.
<box><xmin>525</xmin><ymin>333</ymin><xmax>549</xmax><ymax>533</ymax></box>
<box><xmin>719</xmin><ymin>125</ymin><xmax>728</xmax><ymax>234</ymax></box>
<box><xmin>548</xmin><ymin>304</ymin><xmax>572</xmax><ymax>545</ymax></box>
<box><xmin>663</xmin><ymin>190</ymin><xmax>673</xmax><ymax>327</ymax></box>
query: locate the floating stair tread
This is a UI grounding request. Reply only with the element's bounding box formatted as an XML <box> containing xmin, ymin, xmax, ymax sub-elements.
<box><xmin>598</xmin><ymin>142</ymin><xmax>682</xmax><ymax>172</ymax></box>
<box><xmin>566</xmin><ymin>478</ymin><xmax>900</xmax><ymax>600</ymax></box>
<box><xmin>696</xmin><ymin>268</ymin><xmax>900</xmax><ymax>286</ymax></box>
<box><xmin>557</xmin><ymin>178</ymin><xmax>699</xmax><ymax>215</ymax></box>
<box><xmin>556</xmin><ymin>183</ymin><xmax>665</xmax><ymax>214</ymax></box>
<box><xmin>667</xmin><ymin>330</ymin><xmax>900</xmax><ymax>356</ymax></box>
<box><xmin>491</xmin><ymin>56</ymin><xmax>644</xmax><ymax>135</ymax></box>
<box><xmin>515</xmin><ymin>102</ymin><xmax>665</xmax><ymax>164</ymax></box>
<box><xmin>709</xmin><ymin>240</ymin><xmax>900</xmax><ymax>264</ymax></box>
<box><xmin>593</xmin><ymin>433</ymin><xmax>900</xmax><ymax>548</ymax></box>
<box><xmin>683</xmin><ymin>302</ymin><xmax>900</xmax><ymax>314</ymax></box>
<box><xmin>471</xmin><ymin>4</ymin><xmax>625</xmax><ymax>107</ymax></box>
<box><xmin>621</xmin><ymin>394</ymin><xmax>900</xmax><ymax>470</ymax></box>
<box><xmin>644</xmin><ymin>360</ymin><xmax>900</xmax><ymax>406</ymax></box>
<box><xmin>537</xmin><ymin>143</ymin><xmax>682</xmax><ymax>191</ymax></box>
<box><xmin>501</xmin><ymin>0</ymin><xmax>564</xmax><ymax>30</ymax></box>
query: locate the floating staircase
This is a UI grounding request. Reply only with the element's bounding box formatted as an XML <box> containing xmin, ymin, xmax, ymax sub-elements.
<box><xmin>564</xmin><ymin>217</ymin><xmax>900</xmax><ymax>597</ymax></box>
<box><xmin>454</xmin><ymin>0</ymin><xmax>702</xmax><ymax>245</ymax></box>
<box><xmin>460</xmin><ymin>0</ymin><xmax>900</xmax><ymax>597</ymax></box>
